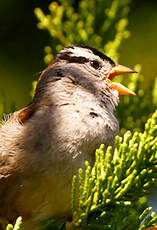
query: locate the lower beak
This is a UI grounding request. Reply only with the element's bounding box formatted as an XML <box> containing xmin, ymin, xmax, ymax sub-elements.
<box><xmin>108</xmin><ymin>64</ymin><xmax>137</xmax><ymax>96</ymax></box>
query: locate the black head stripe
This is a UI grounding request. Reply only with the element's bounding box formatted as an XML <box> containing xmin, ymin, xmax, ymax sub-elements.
<box><xmin>58</xmin><ymin>53</ymin><xmax>89</xmax><ymax>64</ymax></box>
<box><xmin>73</xmin><ymin>45</ymin><xmax>116</xmax><ymax>66</ymax></box>
<box><xmin>66</xmin><ymin>46</ymin><xmax>75</xmax><ymax>49</ymax></box>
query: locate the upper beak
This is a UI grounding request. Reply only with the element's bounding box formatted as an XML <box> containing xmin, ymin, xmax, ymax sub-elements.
<box><xmin>107</xmin><ymin>64</ymin><xmax>137</xmax><ymax>96</ymax></box>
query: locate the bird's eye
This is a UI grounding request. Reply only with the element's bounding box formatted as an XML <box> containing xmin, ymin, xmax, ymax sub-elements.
<box><xmin>90</xmin><ymin>60</ymin><xmax>101</xmax><ymax>69</ymax></box>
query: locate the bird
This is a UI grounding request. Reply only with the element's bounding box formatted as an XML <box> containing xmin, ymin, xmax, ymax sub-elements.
<box><xmin>0</xmin><ymin>45</ymin><xmax>136</xmax><ymax>230</ymax></box>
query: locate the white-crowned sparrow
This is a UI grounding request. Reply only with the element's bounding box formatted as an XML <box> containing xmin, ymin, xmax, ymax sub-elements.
<box><xmin>0</xmin><ymin>45</ymin><xmax>136</xmax><ymax>230</ymax></box>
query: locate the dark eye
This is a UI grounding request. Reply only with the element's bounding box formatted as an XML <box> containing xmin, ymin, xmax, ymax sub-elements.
<box><xmin>90</xmin><ymin>60</ymin><xmax>101</xmax><ymax>69</ymax></box>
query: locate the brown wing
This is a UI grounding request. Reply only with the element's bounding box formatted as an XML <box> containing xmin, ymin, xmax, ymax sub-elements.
<box><xmin>17</xmin><ymin>103</ymin><xmax>36</xmax><ymax>124</ymax></box>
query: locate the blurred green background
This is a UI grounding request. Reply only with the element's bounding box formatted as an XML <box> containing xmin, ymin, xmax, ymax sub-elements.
<box><xmin>0</xmin><ymin>0</ymin><xmax>157</xmax><ymax>109</ymax></box>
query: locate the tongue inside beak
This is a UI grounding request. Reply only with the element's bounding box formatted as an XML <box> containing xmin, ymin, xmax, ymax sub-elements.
<box><xmin>108</xmin><ymin>64</ymin><xmax>137</xmax><ymax>96</ymax></box>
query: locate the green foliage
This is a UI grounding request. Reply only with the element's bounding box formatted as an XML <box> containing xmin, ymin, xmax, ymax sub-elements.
<box><xmin>34</xmin><ymin>0</ymin><xmax>131</xmax><ymax>64</ymax></box>
<box><xmin>117</xmin><ymin>65</ymin><xmax>157</xmax><ymax>135</ymax></box>
<box><xmin>71</xmin><ymin>110</ymin><xmax>157</xmax><ymax>229</ymax></box>
<box><xmin>6</xmin><ymin>217</ymin><xmax>22</xmax><ymax>230</ymax></box>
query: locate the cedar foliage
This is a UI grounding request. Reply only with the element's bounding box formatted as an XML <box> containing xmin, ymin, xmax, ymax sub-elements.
<box><xmin>71</xmin><ymin>110</ymin><xmax>157</xmax><ymax>229</ymax></box>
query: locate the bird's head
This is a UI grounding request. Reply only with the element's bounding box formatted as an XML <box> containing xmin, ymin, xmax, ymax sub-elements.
<box><xmin>55</xmin><ymin>45</ymin><xmax>137</xmax><ymax>96</ymax></box>
<box><xmin>18</xmin><ymin>45</ymin><xmax>137</xmax><ymax>124</ymax></box>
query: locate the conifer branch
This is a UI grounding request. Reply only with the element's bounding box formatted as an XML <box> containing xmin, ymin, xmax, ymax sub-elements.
<box><xmin>71</xmin><ymin>110</ymin><xmax>157</xmax><ymax>229</ymax></box>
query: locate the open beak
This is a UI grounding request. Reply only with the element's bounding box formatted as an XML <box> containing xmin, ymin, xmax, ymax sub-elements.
<box><xmin>107</xmin><ymin>64</ymin><xmax>137</xmax><ymax>96</ymax></box>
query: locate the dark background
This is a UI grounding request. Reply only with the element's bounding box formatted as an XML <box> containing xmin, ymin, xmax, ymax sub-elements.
<box><xmin>0</xmin><ymin>0</ymin><xmax>157</xmax><ymax>109</ymax></box>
